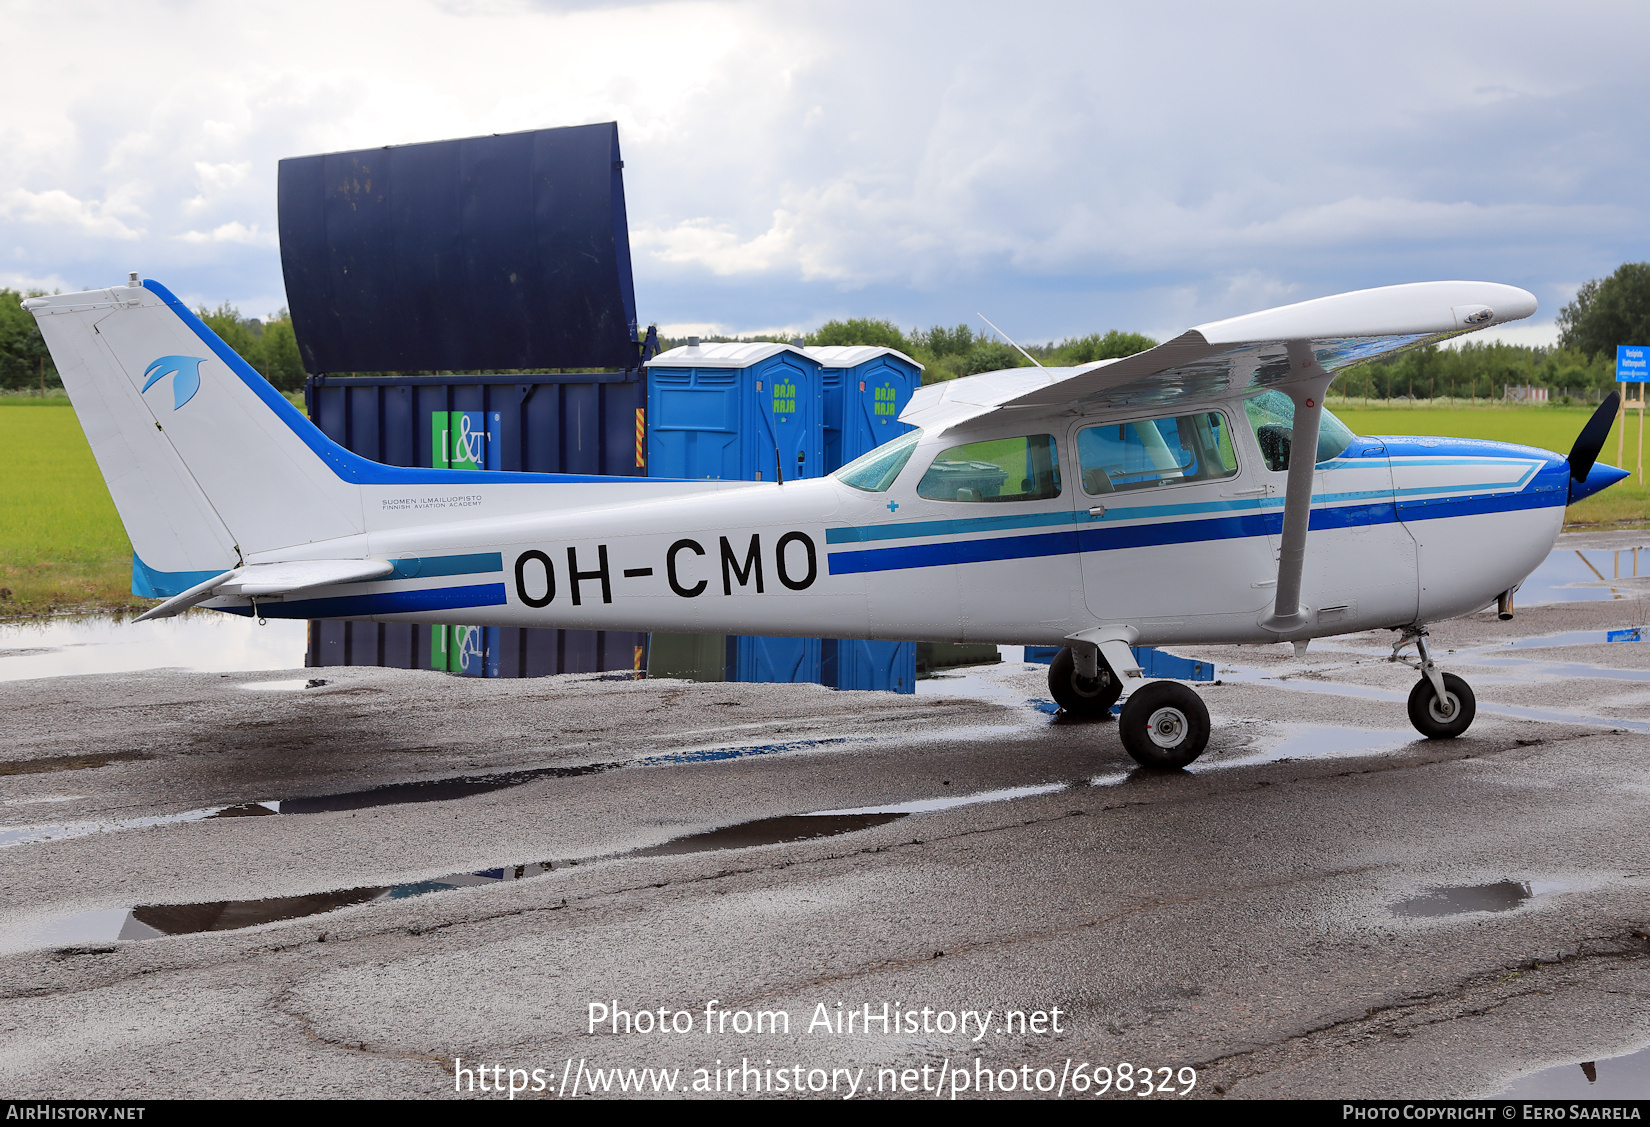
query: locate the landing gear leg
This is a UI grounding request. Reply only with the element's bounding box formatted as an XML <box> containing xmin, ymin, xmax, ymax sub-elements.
<box><xmin>1393</xmin><ymin>627</ymin><xmax>1476</xmax><ymax>739</ymax></box>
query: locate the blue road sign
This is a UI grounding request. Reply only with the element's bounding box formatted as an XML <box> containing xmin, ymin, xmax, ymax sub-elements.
<box><xmin>1617</xmin><ymin>345</ymin><xmax>1647</xmax><ymax>382</ymax></box>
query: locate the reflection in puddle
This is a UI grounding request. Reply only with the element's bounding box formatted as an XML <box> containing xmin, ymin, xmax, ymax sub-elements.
<box><xmin>0</xmin><ymin>614</ymin><xmax>306</xmax><ymax>682</ymax></box>
<box><xmin>630</xmin><ymin>813</ymin><xmax>908</xmax><ymax>857</ymax></box>
<box><xmin>1085</xmin><ymin>723</ymin><xmax>1411</xmax><ymax>786</ymax></box>
<box><xmin>1518</xmin><ymin>547</ymin><xmax>1646</xmax><ymax>605</ymax></box>
<box><xmin>1199</xmin><ymin>724</ymin><xmax>1411</xmax><ymax>771</ymax></box>
<box><xmin>828</xmin><ymin>781</ymin><xmax>1070</xmax><ymax>815</ymax></box>
<box><xmin>23</xmin><ymin>864</ymin><xmax>556</xmax><ymax>949</ymax></box>
<box><xmin>1496</xmin><ymin>628</ymin><xmax>1644</xmax><ymax>649</ymax></box>
<box><xmin>1219</xmin><ymin>662</ymin><xmax>1650</xmax><ymax>735</ymax></box>
<box><xmin>1393</xmin><ymin>881</ymin><xmax>1532</xmax><ymax>917</ymax></box>
<box><xmin>1391</xmin><ymin>879</ymin><xmax>1578</xmax><ymax>918</ymax></box>
<box><xmin>1497</xmin><ymin>1043</ymin><xmax>1650</xmax><ymax>1098</ymax></box>
<box><xmin>1466</xmin><ymin>655</ymin><xmax>1650</xmax><ymax>684</ymax></box>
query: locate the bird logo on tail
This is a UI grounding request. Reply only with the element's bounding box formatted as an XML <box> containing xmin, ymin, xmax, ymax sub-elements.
<box><xmin>141</xmin><ymin>355</ymin><xmax>207</xmax><ymax>410</ymax></box>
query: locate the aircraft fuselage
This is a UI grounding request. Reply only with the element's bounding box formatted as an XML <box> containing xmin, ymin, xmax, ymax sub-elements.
<box><xmin>229</xmin><ymin>398</ymin><xmax>1573</xmax><ymax>647</ymax></box>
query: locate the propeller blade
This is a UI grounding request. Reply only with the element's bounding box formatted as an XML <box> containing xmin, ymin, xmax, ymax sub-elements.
<box><xmin>1568</xmin><ymin>391</ymin><xmax>1621</xmax><ymax>484</ymax></box>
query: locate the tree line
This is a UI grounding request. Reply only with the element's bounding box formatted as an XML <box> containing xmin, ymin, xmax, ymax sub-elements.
<box><xmin>672</xmin><ymin>320</ymin><xmax>1160</xmax><ymax>382</ymax></box>
<box><xmin>5</xmin><ymin>261</ymin><xmax>1649</xmax><ymax>396</ymax></box>
<box><xmin>0</xmin><ymin>293</ymin><xmax>306</xmax><ymax>392</ymax></box>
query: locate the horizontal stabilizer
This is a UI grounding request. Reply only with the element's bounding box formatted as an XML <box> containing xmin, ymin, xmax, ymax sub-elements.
<box><xmin>134</xmin><ymin>559</ymin><xmax>393</xmax><ymax>621</ymax></box>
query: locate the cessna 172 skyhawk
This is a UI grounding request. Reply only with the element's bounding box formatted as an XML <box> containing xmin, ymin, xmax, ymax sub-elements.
<box><xmin>25</xmin><ymin>277</ymin><xmax>1629</xmax><ymax>769</ymax></box>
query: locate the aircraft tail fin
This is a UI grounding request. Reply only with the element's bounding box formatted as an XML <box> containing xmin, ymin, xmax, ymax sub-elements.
<box><xmin>26</xmin><ymin>279</ymin><xmax>367</xmax><ymax>596</ymax></box>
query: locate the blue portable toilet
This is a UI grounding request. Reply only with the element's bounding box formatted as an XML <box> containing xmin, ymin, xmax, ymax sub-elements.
<box><xmin>811</xmin><ymin>347</ymin><xmax>923</xmax><ymax>694</ymax></box>
<box><xmin>646</xmin><ymin>342</ymin><xmax>824</xmax><ymax>685</ymax></box>
<box><xmin>645</xmin><ymin>342</ymin><xmax>824</xmax><ymax>482</ymax></box>
<box><xmin>812</xmin><ymin>346</ymin><xmax>921</xmax><ymax>473</ymax></box>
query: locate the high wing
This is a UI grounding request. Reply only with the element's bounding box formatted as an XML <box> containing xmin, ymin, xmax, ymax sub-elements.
<box><xmin>900</xmin><ymin>281</ymin><xmax>1538</xmax><ymax>432</ymax></box>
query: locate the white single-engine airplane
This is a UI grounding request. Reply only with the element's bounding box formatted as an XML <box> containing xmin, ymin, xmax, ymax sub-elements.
<box><xmin>26</xmin><ymin>276</ymin><xmax>1629</xmax><ymax>768</ymax></box>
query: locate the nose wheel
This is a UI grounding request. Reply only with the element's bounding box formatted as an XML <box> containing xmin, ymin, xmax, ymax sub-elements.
<box><xmin>1393</xmin><ymin>628</ymin><xmax>1476</xmax><ymax>739</ymax></box>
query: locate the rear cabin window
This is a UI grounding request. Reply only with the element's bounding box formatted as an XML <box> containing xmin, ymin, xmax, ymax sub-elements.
<box><xmin>1077</xmin><ymin>411</ymin><xmax>1239</xmax><ymax>494</ymax></box>
<box><xmin>916</xmin><ymin>435</ymin><xmax>1061</xmax><ymax>502</ymax></box>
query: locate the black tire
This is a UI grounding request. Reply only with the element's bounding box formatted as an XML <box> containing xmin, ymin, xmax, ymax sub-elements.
<box><xmin>1118</xmin><ymin>681</ymin><xmax>1211</xmax><ymax>769</ymax></box>
<box><xmin>1048</xmin><ymin>646</ymin><xmax>1122</xmax><ymax>718</ymax></box>
<box><xmin>1407</xmin><ymin>673</ymin><xmax>1476</xmax><ymax>738</ymax></box>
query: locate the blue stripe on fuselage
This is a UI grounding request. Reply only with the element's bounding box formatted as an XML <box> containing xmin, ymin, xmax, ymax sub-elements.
<box><xmin>827</xmin><ymin>476</ymin><xmax>1566</xmax><ymax>576</ymax></box>
<box><xmin>221</xmin><ymin>582</ymin><xmax>509</xmax><ymax>620</ymax></box>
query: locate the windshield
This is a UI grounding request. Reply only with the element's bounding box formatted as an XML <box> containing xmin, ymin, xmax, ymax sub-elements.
<box><xmin>834</xmin><ymin>428</ymin><xmax>923</xmax><ymax>492</ymax></box>
<box><xmin>1244</xmin><ymin>390</ymin><xmax>1356</xmax><ymax>471</ymax></box>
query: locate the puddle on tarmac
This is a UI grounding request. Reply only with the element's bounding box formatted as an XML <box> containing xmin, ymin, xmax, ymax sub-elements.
<box><xmin>1391</xmin><ymin>879</ymin><xmax>1579</xmax><ymax>918</ymax></box>
<box><xmin>1199</xmin><ymin>723</ymin><xmax>1411</xmax><ymax>770</ymax></box>
<box><xmin>1496</xmin><ymin>1043</ymin><xmax>1650</xmax><ymax>1098</ymax></box>
<box><xmin>1218</xmin><ymin>662</ymin><xmax>1650</xmax><ymax>734</ymax></box>
<box><xmin>0</xmin><ymin>613</ymin><xmax>307</xmax><ymax>682</ymax></box>
<box><xmin>1466</xmin><ymin>655</ymin><xmax>1650</xmax><ymax>684</ymax></box>
<box><xmin>1518</xmin><ymin>546</ymin><xmax>1647</xmax><ymax>605</ymax></box>
<box><xmin>1083</xmin><ymin>723</ymin><xmax>1413</xmax><ymax>786</ymax></box>
<box><xmin>0</xmin><ymin>737</ymin><xmax>866</xmax><ymax>848</ymax></box>
<box><xmin>1493</xmin><ymin>628</ymin><xmax>1645</xmax><ymax>650</ymax></box>
<box><xmin>8</xmin><ymin>777</ymin><xmax>1079</xmax><ymax>951</ymax></box>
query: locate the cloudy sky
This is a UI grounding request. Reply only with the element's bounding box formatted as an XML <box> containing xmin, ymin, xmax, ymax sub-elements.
<box><xmin>3</xmin><ymin>0</ymin><xmax>1647</xmax><ymax>344</ymax></box>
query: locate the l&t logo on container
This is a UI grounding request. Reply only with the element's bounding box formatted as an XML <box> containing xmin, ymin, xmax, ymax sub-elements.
<box><xmin>432</xmin><ymin>411</ymin><xmax>502</xmax><ymax>470</ymax></box>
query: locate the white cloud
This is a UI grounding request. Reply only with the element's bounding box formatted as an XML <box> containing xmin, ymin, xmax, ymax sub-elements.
<box><xmin>0</xmin><ymin>0</ymin><xmax>1647</xmax><ymax>336</ymax></box>
<box><xmin>178</xmin><ymin>221</ymin><xmax>276</xmax><ymax>247</ymax></box>
<box><xmin>0</xmin><ymin>188</ymin><xmax>144</xmax><ymax>240</ymax></box>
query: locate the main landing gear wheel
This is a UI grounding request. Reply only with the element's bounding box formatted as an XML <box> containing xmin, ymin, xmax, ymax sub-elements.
<box><xmin>1407</xmin><ymin>673</ymin><xmax>1476</xmax><ymax>739</ymax></box>
<box><xmin>1048</xmin><ymin>645</ymin><xmax>1122</xmax><ymax>718</ymax></box>
<box><xmin>1118</xmin><ymin>681</ymin><xmax>1211</xmax><ymax>769</ymax></box>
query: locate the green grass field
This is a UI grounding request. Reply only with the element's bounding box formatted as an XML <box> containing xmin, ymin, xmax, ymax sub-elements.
<box><xmin>1</xmin><ymin>404</ymin><xmax>144</xmax><ymax>614</ymax></box>
<box><xmin>1</xmin><ymin>399</ymin><xmax>1643</xmax><ymax>617</ymax></box>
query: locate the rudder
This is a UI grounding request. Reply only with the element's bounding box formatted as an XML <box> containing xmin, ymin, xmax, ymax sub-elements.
<box><xmin>27</xmin><ymin>279</ymin><xmax>366</xmax><ymax>595</ymax></box>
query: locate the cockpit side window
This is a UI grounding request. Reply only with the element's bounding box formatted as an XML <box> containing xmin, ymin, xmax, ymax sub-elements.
<box><xmin>1243</xmin><ymin>390</ymin><xmax>1356</xmax><ymax>472</ymax></box>
<box><xmin>1076</xmin><ymin>411</ymin><xmax>1239</xmax><ymax>495</ymax></box>
<box><xmin>916</xmin><ymin>435</ymin><xmax>1061</xmax><ymax>502</ymax></box>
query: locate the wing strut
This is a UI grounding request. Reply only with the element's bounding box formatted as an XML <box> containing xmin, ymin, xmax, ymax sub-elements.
<box><xmin>1262</xmin><ymin>341</ymin><xmax>1334</xmax><ymax>635</ymax></box>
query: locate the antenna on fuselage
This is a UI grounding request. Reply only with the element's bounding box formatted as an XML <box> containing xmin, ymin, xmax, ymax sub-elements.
<box><xmin>976</xmin><ymin>313</ymin><xmax>1044</xmax><ymax>369</ymax></box>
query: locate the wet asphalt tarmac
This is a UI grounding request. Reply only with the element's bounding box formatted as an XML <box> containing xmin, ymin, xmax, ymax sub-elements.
<box><xmin>1</xmin><ymin>533</ymin><xmax>1647</xmax><ymax>1100</ymax></box>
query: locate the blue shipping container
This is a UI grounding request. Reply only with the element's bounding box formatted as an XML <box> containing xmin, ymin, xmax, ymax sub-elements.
<box><xmin>304</xmin><ymin>372</ymin><xmax>648</xmax><ymax>677</ymax></box>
